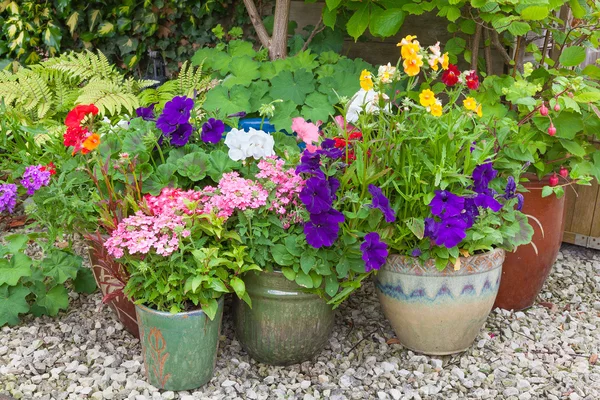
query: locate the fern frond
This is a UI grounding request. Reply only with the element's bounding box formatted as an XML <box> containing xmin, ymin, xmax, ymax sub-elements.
<box><xmin>76</xmin><ymin>81</ymin><xmax>140</xmax><ymax>116</ymax></box>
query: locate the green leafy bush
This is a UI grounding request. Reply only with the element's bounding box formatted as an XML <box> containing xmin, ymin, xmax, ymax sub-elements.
<box><xmin>192</xmin><ymin>39</ymin><xmax>374</xmax><ymax>131</ymax></box>
<box><xmin>0</xmin><ymin>233</ymin><xmax>96</xmax><ymax>327</ymax></box>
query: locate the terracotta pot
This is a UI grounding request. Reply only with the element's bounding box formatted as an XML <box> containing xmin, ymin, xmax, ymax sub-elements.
<box><xmin>86</xmin><ymin>233</ymin><xmax>139</xmax><ymax>338</ymax></box>
<box><xmin>233</xmin><ymin>270</ymin><xmax>334</xmax><ymax>365</ymax></box>
<box><xmin>376</xmin><ymin>249</ymin><xmax>504</xmax><ymax>355</ymax></box>
<box><xmin>493</xmin><ymin>176</ymin><xmax>566</xmax><ymax>311</ymax></box>
<box><xmin>136</xmin><ymin>299</ymin><xmax>223</xmax><ymax>391</ymax></box>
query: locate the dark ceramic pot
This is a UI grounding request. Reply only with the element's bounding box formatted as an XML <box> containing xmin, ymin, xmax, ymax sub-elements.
<box><xmin>376</xmin><ymin>249</ymin><xmax>505</xmax><ymax>355</ymax></box>
<box><xmin>233</xmin><ymin>270</ymin><xmax>334</xmax><ymax>365</ymax></box>
<box><xmin>136</xmin><ymin>298</ymin><xmax>224</xmax><ymax>391</ymax></box>
<box><xmin>494</xmin><ymin>176</ymin><xmax>566</xmax><ymax>311</ymax></box>
<box><xmin>86</xmin><ymin>233</ymin><xmax>139</xmax><ymax>338</ymax></box>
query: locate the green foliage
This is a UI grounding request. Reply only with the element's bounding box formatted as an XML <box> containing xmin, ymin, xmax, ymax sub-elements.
<box><xmin>193</xmin><ymin>38</ymin><xmax>373</xmax><ymax>131</ymax></box>
<box><xmin>0</xmin><ymin>233</ymin><xmax>96</xmax><ymax>327</ymax></box>
<box><xmin>0</xmin><ymin>0</ymin><xmax>249</xmax><ymax>71</ymax></box>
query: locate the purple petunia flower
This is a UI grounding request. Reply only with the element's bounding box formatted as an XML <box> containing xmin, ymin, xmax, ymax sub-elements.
<box><xmin>328</xmin><ymin>177</ymin><xmax>340</xmax><ymax>201</ymax></box>
<box><xmin>411</xmin><ymin>248</ymin><xmax>422</xmax><ymax>257</ymax></box>
<box><xmin>135</xmin><ymin>104</ymin><xmax>155</xmax><ymax>121</ymax></box>
<box><xmin>0</xmin><ymin>183</ymin><xmax>18</xmax><ymax>213</ymax></box>
<box><xmin>462</xmin><ymin>198</ymin><xmax>479</xmax><ymax>228</ymax></box>
<box><xmin>433</xmin><ymin>216</ymin><xmax>467</xmax><ymax>248</ymax></box>
<box><xmin>473</xmin><ymin>163</ymin><xmax>497</xmax><ymax>189</ymax></box>
<box><xmin>516</xmin><ymin>193</ymin><xmax>524</xmax><ymax>211</ymax></box>
<box><xmin>161</xmin><ymin>96</ymin><xmax>194</xmax><ymax>125</ymax></box>
<box><xmin>300</xmin><ymin>177</ymin><xmax>333</xmax><ymax>214</ymax></box>
<box><xmin>296</xmin><ymin>151</ymin><xmax>324</xmax><ymax>178</ymax></box>
<box><xmin>360</xmin><ymin>232</ymin><xmax>389</xmax><ymax>272</ymax></box>
<box><xmin>21</xmin><ymin>165</ymin><xmax>51</xmax><ymax>196</ymax></box>
<box><xmin>317</xmin><ymin>139</ymin><xmax>344</xmax><ymax>159</ymax></box>
<box><xmin>504</xmin><ymin>176</ymin><xmax>516</xmax><ymax>198</ymax></box>
<box><xmin>304</xmin><ymin>209</ymin><xmax>345</xmax><ymax>248</ymax></box>
<box><xmin>424</xmin><ymin>217</ymin><xmax>438</xmax><ymax>238</ymax></box>
<box><xmin>170</xmin><ymin>123</ymin><xmax>193</xmax><ymax>147</ymax></box>
<box><xmin>429</xmin><ymin>190</ymin><xmax>464</xmax><ymax>217</ymax></box>
<box><xmin>474</xmin><ymin>193</ymin><xmax>503</xmax><ymax>212</ymax></box>
<box><xmin>368</xmin><ymin>184</ymin><xmax>396</xmax><ymax>223</ymax></box>
<box><xmin>201</xmin><ymin>118</ymin><xmax>225</xmax><ymax>144</ymax></box>
<box><xmin>156</xmin><ymin>114</ymin><xmax>178</xmax><ymax>135</ymax></box>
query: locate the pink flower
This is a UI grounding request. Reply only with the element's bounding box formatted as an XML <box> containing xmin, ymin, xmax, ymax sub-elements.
<box><xmin>292</xmin><ymin>117</ymin><xmax>320</xmax><ymax>149</ymax></box>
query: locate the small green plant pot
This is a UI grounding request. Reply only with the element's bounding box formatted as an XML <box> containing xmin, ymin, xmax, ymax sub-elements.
<box><xmin>135</xmin><ymin>298</ymin><xmax>224</xmax><ymax>391</ymax></box>
<box><xmin>233</xmin><ymin>270</ymin><xmax>334</xmax><ymax>366</ymax></box>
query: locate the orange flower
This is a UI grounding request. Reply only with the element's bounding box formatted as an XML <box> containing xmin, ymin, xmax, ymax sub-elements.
<box><xmin>82</xmin><ymin>133</ymin><xmax>101</xmax><ymax>152</ymax></box>
<box><xmin>403</xmin><ymin>56</ymin><xmax>423</xmax><ymax>77</ymax></box>
<box><xmin>441</xmin><ymin>53</ymin><xmax>450</xmax><ymax>70</ymax></box>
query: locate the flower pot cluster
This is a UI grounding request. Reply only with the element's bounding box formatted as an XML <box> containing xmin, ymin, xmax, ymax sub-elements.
<box><xmin>2</xmin><ymin>30</ymin><xmax>599</xmax><ymax>392</ymax></box>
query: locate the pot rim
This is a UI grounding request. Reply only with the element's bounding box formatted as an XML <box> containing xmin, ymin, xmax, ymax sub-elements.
<box><xmin>135</xmin><ymin>296</ymin><xmax>224</xmax><ymax>317</ymax></box>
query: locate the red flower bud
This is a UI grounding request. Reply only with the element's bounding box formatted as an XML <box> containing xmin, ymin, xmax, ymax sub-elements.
<box><xmin>554</xmin><ymin>103</ymin><xmax>560</xmax><ymax>112</ymax></box>
<box><xmin>548</xmin><ymin>124</ymin><xmax>556</xmax><ymax>136</ymax></box>
<box><xmin>549</xmin><ymin>173</ymin><xmax>559</xmax><ymax>187</ymax></box>
<box><xmin>539</xmin><ymin>103</ymin><xmax>549</xmax><ymax>116</ymax></box>
<box><xmin>559</xmin><ymin>167</ymin><xmax>568</xmax><ymax>178</ymax></box>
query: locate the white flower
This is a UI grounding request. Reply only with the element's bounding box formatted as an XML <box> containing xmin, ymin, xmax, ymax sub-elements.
<box><xmin>116</xmin><ymin>120</ymin><xmax>129</xmax><ymax>130</ymax></box>
<box><xmin>346</xmin><ymin>89</ymin><xmax>391</xmax><ymax>123</ymax></box>
<box><xmin>377</xmin><ymin>63</ymin><xmax>397</xmax><ymax>84</ymax></box>
<box><xmin>224</xmin><ymin>128</ymin><xmax>275</xmax><ymax>161</ymax></box>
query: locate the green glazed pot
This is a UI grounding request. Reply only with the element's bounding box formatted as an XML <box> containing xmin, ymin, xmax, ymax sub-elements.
<box><xmin>233</xmin><ymin>270</ymin><xmax>334</xmax><ymax>366</ymax></box>
<box><xmin>135</xmin><ymin>298</ymin><xmax>224</xmax><ymax>391</ymax></box>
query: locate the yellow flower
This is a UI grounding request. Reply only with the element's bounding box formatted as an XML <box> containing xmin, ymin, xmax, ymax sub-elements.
<box><xmin>401</xmin><ymin>42</ymin><xmax>421</xmax><ymax>60</ymax></box>
<box><xmin>419</xmin><ymin>89</ymin><xmax>436</xmax><ymax>107</ymax></box>
<box><xmin>377</xmin><ymin>63</ymin><xmax>396</xmax><ymax>84</ymax></box>
<box><xmin>430</xmin><ymin>100</ymin><xmax>443</xmax><ymax>117</ymax></box>
<box><xmin>403</xmin><ymin>55</ymin><xmax>423</xmax><ymax>77</ymax></box>
<box><xmin>360</xmin><ymin>69</ymin><xmax>373</xmax><ymax>91</ymax></box>
<box><xmin>463</xmin><ymin>97</ymin><xmax>477</xmax><ymax>111</ymax></box>
<box><xmin>397</xmin><ymin>35</ymin><xmax>417</xmax><ymax>46</ymax></box>
<box><xmin>476</xmin><ymin>103</ymin><xmax>483</xmax><ymax>117</ymax></box>
<box><xmin>428</xmin><ymin>42</ymin><xmax>442</xmax><ymax>71</ymax></box>
<box><xmin>441</xmin><ymin>52</ymin><xmax>450</xmax><ymax>70</ymax></box>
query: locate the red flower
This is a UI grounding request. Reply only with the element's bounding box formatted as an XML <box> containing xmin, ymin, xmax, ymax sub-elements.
<box><xmin>348</xmin><ymin>132</ymin><xmax>363</xmax><ymax>141</ymax></box>
<box><xmin>40</xmin><ymin>162</ymin><xmax>56</xmax><ymax>176</ymax></box>
<box><xmin>63</xmin><ymin>126</ymin><xmax>87</xmax><ymax>147</ymax></box>
<box><xmin>334</xmin><ymin>138</ymin><xmax>347</xmax><ymax>148</ymax></box>
<box><xmin>465</xmin><ymin>71</ymin><xmax>479</xmax><ymax>90</ymax></box>
<box><xmin>65</xmin><ymin>104</ymin><xmax>99</xmax><ymax>128</ymax></box>
<box><xmin>441</xmin><ymin>64</ymin><xmax>460</xmax><ymax>87</ymax></box>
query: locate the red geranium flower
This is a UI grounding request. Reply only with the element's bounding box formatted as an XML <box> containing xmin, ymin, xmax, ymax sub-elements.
<box><xmin>334</xmin><ymin>138</ymin><xmax>347</xmax><ymax>148</ymax></box>
<box><xmin>441</xmin><ymin>64</ymin><xmax>460</xmax><ymax>87</ymax></box>
<box><xmin>65</xmin><ymin>104</ymin><xmax>99</xmax><ymax>128</ymax></box>
<box><xmin>40</xmin><ymin>162</ymin><xmax>57</xmax><ymax>176</ymax></box>
<box><xmin>465</xmin><ymin>70</ymin><xmax>480</xmax><ymax>90</ymax></box>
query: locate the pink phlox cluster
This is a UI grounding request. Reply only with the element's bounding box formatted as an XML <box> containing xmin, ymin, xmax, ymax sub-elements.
<box><xmin>201</xmin><ymin>172</ymin><xmax>268</xmax><ymax>218</ymax></box>
<box><xmin>104</xmin><ymin>210</ymin><xmax>188</xmax><ymax>258</ymax></box>
<box><xmin>145</xmin><ymin>187</ymin><xmax>209</xmax><ymax>215</ymax></box>
<box><xmin>256</xmin><ymin>157</ymin><xmax>305</xmax><ymax>227</ymax></box>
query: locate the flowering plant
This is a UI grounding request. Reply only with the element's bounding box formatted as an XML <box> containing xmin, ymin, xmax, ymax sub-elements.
<box><xmin>292</xmin><ymin>35</ymin><xmax>533</xmax><ymax>273</ymax></box>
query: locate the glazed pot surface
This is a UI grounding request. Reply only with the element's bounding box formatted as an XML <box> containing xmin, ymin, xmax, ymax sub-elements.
<box><xmin>233</xmin><ymin>270</ymin><xmax>334</xmax><ymax>366</ymax></box>
<box><xmin>376</xmin><ymin>249</ymin><xmax>504</xmax><ymax>355</ymax></box>
<box><xmin>136</xmin><ymin>299</ymin><xmax>224</xmax><ymax>391</ymax></box>
<box><xmin>494</xmin><ymin>178</ymin><xmax>566</xmax><ymax>311</ymax></box>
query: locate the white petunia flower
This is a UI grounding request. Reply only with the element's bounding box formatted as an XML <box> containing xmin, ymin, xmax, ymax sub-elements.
<box><xmin>346</xmin><ymin>89</ymin><xmax>392</xmax><ymax>123</ymax></box>
<box><xmin>224</xmin><ymin>128</ymin><xmax>275</xmax><ymax>161</ymax></box>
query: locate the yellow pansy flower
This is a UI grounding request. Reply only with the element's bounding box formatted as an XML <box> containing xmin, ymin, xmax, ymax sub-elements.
<box><xmin>463</xmin><ymin>97</ymin><xmax>477</xmax><ymax>111</ymax></box>
<box><xmin>419</xmin><ymin>89</ymin><xmax>437</xmax><ymax>107</ymax></box>
<box><xmin>403</xmin><ymin>56</ymin><xmax>423</xmax><ymax>77</ymax></box>
<box><xmin>476</xmin><ymin>103</ymin><xmax>483</xmax><ymax>117</ymax></box>
<box><xmin>430</xmin><ymin>100</ymin><xmax>443</xmax><ymax>117</ymax></box>
<box><xmin>360</xmin><ymin>69</ymin><xmax>373</xmax><ymax>91</ymax></box>
<box><xmin>441</xmin><ymin>53</ymin><xmax>450</xmax><ymax>70</ymax></box>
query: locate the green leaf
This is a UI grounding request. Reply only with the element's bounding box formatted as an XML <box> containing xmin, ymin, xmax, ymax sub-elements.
<box><xmin>272</xmin><ymin>244</ymin><xmax>295</xmax><ymax>266</ymax></box>
<box><xmin>98</xmin><ymin>22</ymin><xmax>115</xmax><ymax>36</ymax></box>
<box><xmin>0</xmin><ymin>255</ymin><xmax>31</xmax><ymax>286</ymax></box>
<box><xmin>230</xmin><ymin>277</ymin><xmax>246</xmax><ymax>298</ymax></box>
<box><xmin>346</xmin><ymin>3</ymin><xmax>370</xmax><ymax>41</ymax></box>
<box><xmin>554</xmin><ymin>112</ymin><xmax>584</xmax><ymax>139</ymax></box>
<box><xmin>559</xmin><ymin>46</ymin><xmax>586</xmax><ymax>67</ymax></box>
<box><xmin>223</xmin><ymin>56</ymin><xmax>260</xmax><ymax>88</ymax></box>
<box><xmin>210</xmin><ymin>280</ymin><xmax>229</xmax><ymax>293</ymax></box>
<box><xmin>444</xmin><ymin>37</ymin><xmax>466</xmax><ymax>55</ymax></box>
<box><xmin>300</xmin><ymin>253</ymin><xmax>316</xmax><ymax>275</ymax></box>
<box><xmin>569</xmin><ymin>0</ymin><xmax>586</xmax><ymax>18</ymax></box>
<box><xmin>202</xmin><ymin>298</ymin><xmax>219</xmax><ymax>321</ymax></box>
<box><xmin>459</xmin><ymin>19</ymin><xmax>477</xmax><ymax>35</ymax></box>
<box><xmin>324</xmin><ymin>274</ymin><xmax>339</xmax><ymax>297</ymax></box>
<box><xmin>269</xmin><ymin>69</ymin><xmax>316</xmax><ymax>105</ymax></box>
<box><xmin>582</xmin><ymin>65</ymin><xmax>600</xmax><ymax>80</ymax></box>
<box><xmin>228</xmin><ymin>40</ymin><xmax>257</xmax><ymax>58</ymax></box>
<box><xmin>35</xmin><ymin>285</ymin><xmax>69</xmax><ymax>316</ymax></box>
<box><xmin>1</xmin><ymin>234</ymin><xmax>29</xmax><ymax>256</ymax></box>
<box><xmin>573</xmin><ymin>92</ymin><xmax>600</xmax><ymax>103</ymax></box>
<box><xmin>0</xmin><ymin>284</ymin><xmax>30</xmax><ymax>326</ymax></box>
<box><xmin>122</xmin><ymin>129</ymin><xmax>147</xmax><ymax>156</ymax></box>
<box><xmin>508</xmin><ymin>21</ymin><xmax>531</xmax><ymax>36</ymax></box>
<box><xmin>406</xmin><ymin>217</ymin><xmax>425</xmax><ymax>239</ymax></box>
<box><xmin>520</xmin><ymin>6</ymin><xmax>549</xmax><ymax>20</ymax></box>
<box><xmin>369</xmin><ymin>8</ymin><xmax>405</xmax><ymax>38</ymax></box>
<box><xmin>560</xmin><ymin>140</ymin><xmax>586</xmax><ymax>157</ymax></box>
<box><xmin>144</xmin><ymin>163</ymin><xmax>178</xmax><ymax>195</ymax></box>
<box><xmin>541</xmin><ymin>186</ymin><xmax>553</xmax><ymax>197</ymax></box>
<box><xmin>204</xmin><ymin>85</ymin><xmax>251</xmax><ymax>117</ymax></box>
<box><xmin>191</xmin><ymin>48</ymin><xmax>232</xmax><ymax>74</ymax></box>
<box><xmin>207</xmin><ymin>150</ymin><xmax>241</xmax><ymax>182</ymax></box>
<box><xmin>176</xmin><ymin>152</ymin><xmax>209</xmax><ymax>181</ymax></box>
<box><xmin>270</xmin><ymin>100</ymin><xmax>300</xmax><ymax>132</ymax></box>
<box><xmin>281</xmin><ymin>267</ymin><xmax>297</xmax><ymax>281</ymax></box>
<box><xmin>73</xmin><ymin>268</ymin><xmax>97</xmax><ymax>294</ymax></box>
<box><xmin>301</xmin><ymin>92</ymin><xmax>335</xmax><ymax>122</ymax></box>
<box><xmin>323</xmin><ymin>7</ymin><xmax>338</xmax><ymax>27</ymax></box>
<box><xmin>41</xmin><ymin>251</ymin><xmax>82</xmax><ymax>284</ymax></box>
<box><xmin>116</xmin><ymin>37</ymin><xmax>139</xmax><ymax>55</ymax></box>
<box><xmin>326</xmin><ymin>0</ymin><xmax>342</xmax><ymax>10</ymax></box>
<box><xmin>295</xmin><ymin>271</ymin><xmax>313</xmax><ymax>288</ymax></box>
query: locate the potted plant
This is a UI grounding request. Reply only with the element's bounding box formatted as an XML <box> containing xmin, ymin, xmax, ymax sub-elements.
<box><xmin>292</xmin><ymin>36</ymin><xmax>534</xmax><ymax>355</ymax></box>
<box><xmin>102</xmin><ymin>191</ymin><xmax>254</xmax><ymax>390</ymax></box>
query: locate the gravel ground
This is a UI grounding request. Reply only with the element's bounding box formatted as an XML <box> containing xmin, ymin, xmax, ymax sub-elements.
<box><xmin>1</xmin><ymin>243</ymin><xmax>599</xmax><ymax>400</ymax></box>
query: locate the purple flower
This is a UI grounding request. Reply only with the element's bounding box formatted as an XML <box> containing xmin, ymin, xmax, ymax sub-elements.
<box><xmin>322</xmin><ymin>138</ymin><xmax>336</xmax><ymax>149</ymax></box>
<box><xmin>300</xmin><ymin>177</ymin><xmax>333</xmax><ymax>213</ymax></box>
<box><xmin>295</xmin><ymin>150</ymin><xmax>324</xmax><ymax>178</ymax></box>
<box><xmin>368</xmin><ymin>184</ymin><xmax>396</xmax><ymax>223</ymax></box>
<box><xmin>201</xmin><ymin>118</ymin><xmax>225</xmax><ymax>144</ymax></box>
<box><xmin>470</xmin><ymin>141</ymin><xmax>476</xmax><ymax>153</ymax></box>
<box><xmin>462</xmin><ymin>198</ymin><xmax>479</xmax><ymax>228</ymax></box>
<box><xmin>0</xmin><ymin>183</ymin><xmax>18</xmax><ymax>213</ymax></box>
<box><xmin>170</xmin><ymin>123</ymin><xmax>193</xmax><ymax>147</ymax></box>
<box><xmin>227</xmin><ymin>111</ymin><xmax>247</xmax><ymax>118</ymax></box>
<box><xmin>328</xmin><ymin>177</ymin><xmax>340</xmax><ymax>200</ymax></box>
<box><xmin>504</xmin><ymin>176</ymin><xmax>516</xmax><ymax>199</ymax></box>
<box><xmin>474</xmin><ymin>193</ymin><xmax>502</xmax><ymax>212</ymax></box>
<box><xmin>317</xmin><ymin>139</ymin><xmax>343</xmax><ymax>159</ymax></box>
<box><xmin>429</xmin><ymin>190</ymin><xmax>464</xmax><ymax>217</ymax></box>
<box><xmin>162</xmin><ymin>96</ymin><xmax>194</xmax><ymax>125</ymax></box>
<box><xmin>411</xmin><ymin>248</ymin><xmax>422</xmax><ymax>257</ymax></box>
<box><xmin>304</xmin><ymin>209</ymin><xmax>345</xmax><ymax>248</ymax></box>
<box><xmin>156</xmin><ymin>115</ymin><xmax>178</xmax><ymax>135</ymax></box>
<box><xmin>135</xmin><ymin>104</ymin><xmax>155</xmax><ymax>121</ymax></box>
<box><xmin>516</xmin><ymin>193</ymin><xmax>524</xmax><ymax>211</ymax></box>
<box><xmin>21</xmin><ymin>165</ymin><xmax>51</xmax><ymax>196</ymax></box>
<box><xmin>360</xmin><ymin>232</ymin><xmax>388</xmax><ymax>272</ymax></box>
<box><xmin>424</xmin><ymin>217</ymin><xmax>438</xmax><ymax>238</ymax></box>
<box><xmin>473</xmin><ymin>163</ymin><xmax>497</xmax><ymax>189</ymax></box>
<box><xmin>433</xmin><ymin>216</ymin><xmax>467</xmax><ymax>248</ymax></box>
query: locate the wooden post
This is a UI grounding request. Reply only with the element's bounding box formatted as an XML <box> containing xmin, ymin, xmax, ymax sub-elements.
<box><xmin>242</xmin><ymin>0</ymin><xmax>291</xmax><ymax>60</ymax></box>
